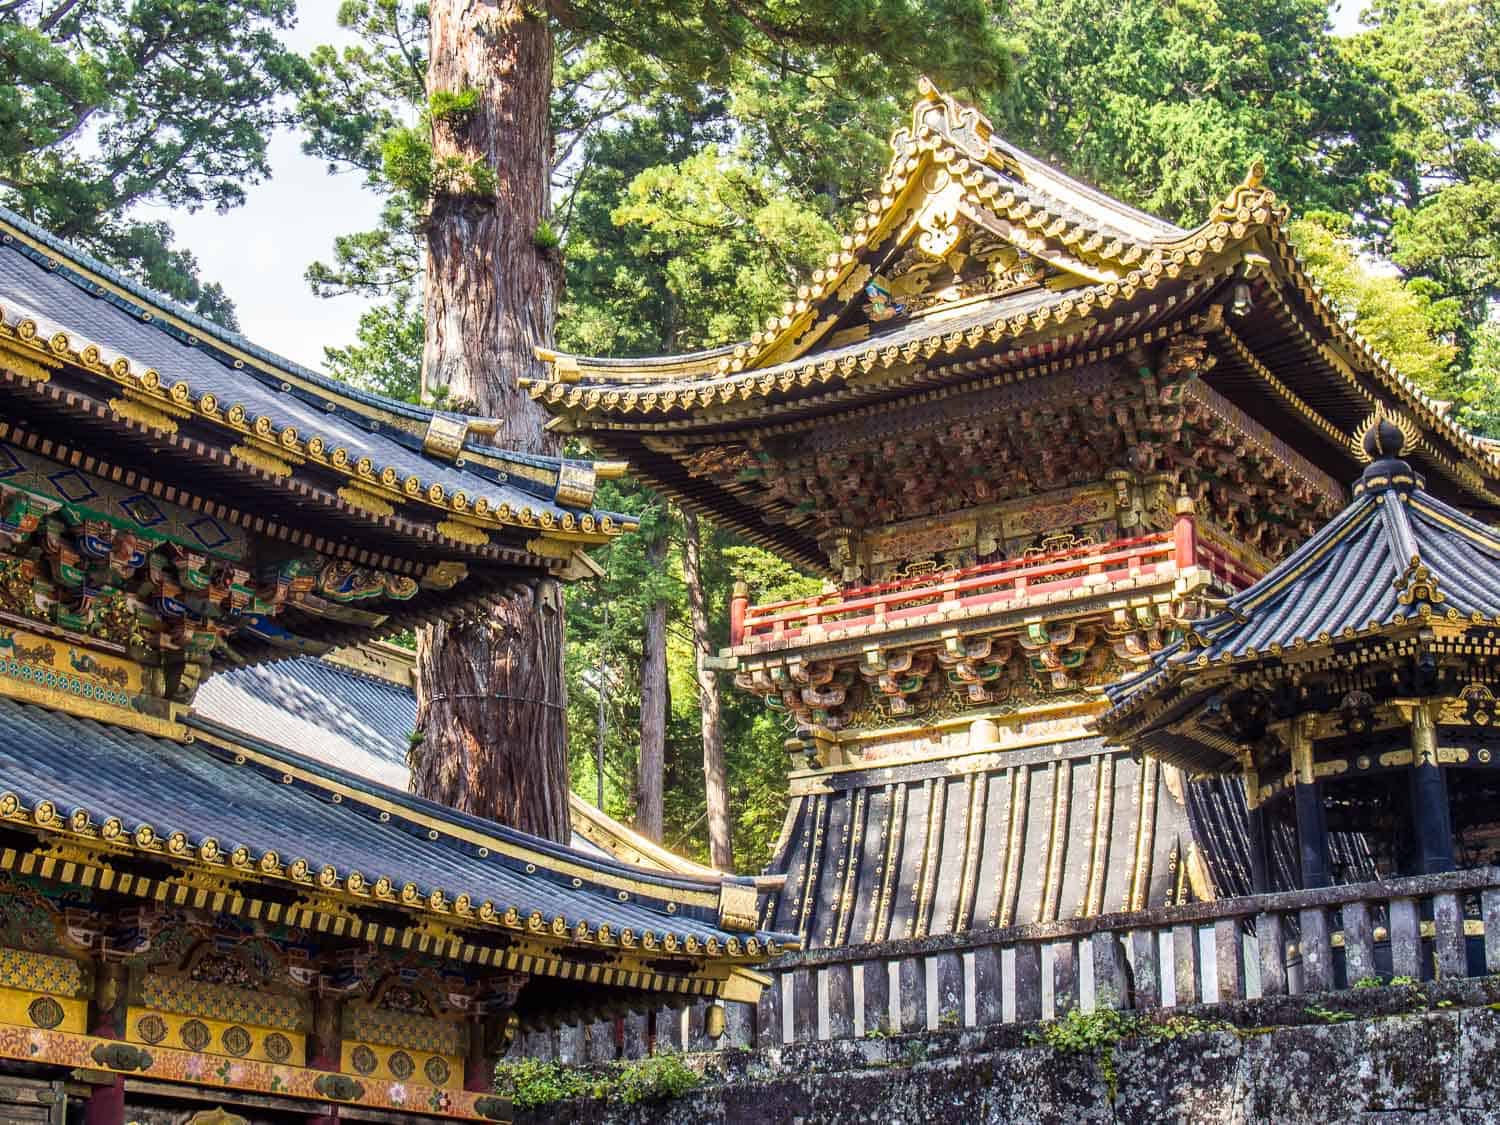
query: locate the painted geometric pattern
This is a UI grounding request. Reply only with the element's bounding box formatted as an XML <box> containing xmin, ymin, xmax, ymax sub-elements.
<box><xmin>0</xmin><ymin>657</ymin><xmax>132</xmax><ymax>709</ymax></box>
<box><xmin>349</xmin><ymin>1007</ymin><xmax>463</xmax><ymax>1056</ymax></box>
<box><xmin>0</xmin><ymin>1024</ymin><xmax>477</xmax><ymax>1118</ymax></box>
<box><xmin>0</xmin><ymin>948</ymin><xmax>84</xmax><ymax>997</ymax></box>
<box><xmin>0</xmin><ymin>442</ymin><xmax>246</xmax><ymax>560</ymax></box>
<box><xmin>140</xmin><ymin>974</ymin><xmax>303</xmax><ymax>1031</ymax></box>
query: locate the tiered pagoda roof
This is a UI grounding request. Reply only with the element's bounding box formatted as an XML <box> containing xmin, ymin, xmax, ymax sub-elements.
<box><xmin>0</xmin><ymin>204</ymin><xmax>636</xmax><ymax>666</ymax></box>
<box><xmin>1098</xmin><ymin>418</ymin><xmax>1500</xmax><ymax>775</ymax></box>
<box><xmin>522</xmin><ymin>80</ymin><xmax>1500</xmax><ymax>573</ymax></box>
<box><xmin>1</xmin><ymin>693</ymin><xmax>787</xmax><ymax>992</ymax></box>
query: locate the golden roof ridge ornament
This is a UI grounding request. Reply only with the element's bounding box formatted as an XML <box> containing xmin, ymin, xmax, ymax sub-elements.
<box><xmin>1353</xmin><ymin>407</ymin><xmax>1422</xmax><ymax>465</ymax></box>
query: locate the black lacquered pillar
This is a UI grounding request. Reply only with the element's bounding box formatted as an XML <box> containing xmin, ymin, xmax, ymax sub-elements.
<box><xmin>1241</xmin><ymin>757</ymin><xmax>1272</xmax><ymax>894</ymax></box>
<box><xmin>1409</xmin><ymin>704</ymin><xmax>1456</xmax><ymax>875</ymax></box>
<box><xmin>1290</xmin><ymin>722</ymin><xmax>1331</xmax><ymax>888</ymax></box>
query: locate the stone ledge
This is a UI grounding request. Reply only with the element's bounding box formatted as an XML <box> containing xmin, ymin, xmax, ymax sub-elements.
<box><xmin>513</xmin><ymin>977</ymin><xmax>1500</xmax><ymax>1124</ymax></box>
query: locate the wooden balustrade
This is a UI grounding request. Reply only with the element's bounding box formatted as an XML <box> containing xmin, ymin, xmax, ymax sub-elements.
<box><xmin>519</xmin><ymin>867</ymin><xmax>1500</xmax><ymax>1061</ymax></box>
<box><xmin>731</xmin><ymin>533</ymin><xmax>1179</xmax><ymax>647</ymax></box>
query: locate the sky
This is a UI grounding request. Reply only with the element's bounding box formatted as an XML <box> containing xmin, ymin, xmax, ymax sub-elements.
<box><xmin>140</xmin><ymin>5</ymin><xmax>384</xmax><ymax>369</ymax></box>
<box><xmin>151</xmin><ymin>2</ymin><xmax>1371</xmax><ymax>372</ymax></box>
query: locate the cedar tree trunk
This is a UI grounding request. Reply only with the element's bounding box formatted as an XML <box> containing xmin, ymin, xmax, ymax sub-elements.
<box><xmin>636</xmin><ymin>531</ymin><xmax>668</xmax><ymax>842</ymax></box>
<box><xmin>412</xmin><ymin>0</ymin><xmax>569</xmax><ymax>842</ymax></box>
<box><xmin>684</xmin><ymin>510</ymin><xmax>733</xmax><ymax>870</ymax></box>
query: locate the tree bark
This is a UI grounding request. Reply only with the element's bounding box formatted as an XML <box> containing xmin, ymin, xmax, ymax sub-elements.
<box><xmin>683</xmin><ymin>510</ymin><xmax>733</xmax><ymax>870</ymax></box>
<box><xmin>637</xmin><ymin>531</ymin><xmax>668</xmax><ymax>843</ymax></box>
<box><xmin>412</xmin><ymin>0</ymin><xmax>569</xmax><ymax>842</ymax></box>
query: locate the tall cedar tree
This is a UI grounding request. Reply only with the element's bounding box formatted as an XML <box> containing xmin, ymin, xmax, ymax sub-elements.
<box><xmin>411</xmin><ymin>2</ymin><xmax>570</xmax><ymax>840</ymax></box>
<box><xmin>408</xmin><ymin>0</ymin><xmax>1014</xmax><ymax>841</ymax></box>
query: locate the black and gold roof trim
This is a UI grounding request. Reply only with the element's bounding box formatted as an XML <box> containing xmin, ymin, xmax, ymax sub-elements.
<box><xmin>523</xmin><ymin>84</ymin><xmax>1500</xmax><ymax>519</ymax></box>
<box><xmin>1097</xmin><ymin>416</ymin><xmax>1500</xmax><ymax>769</ymax></box>
<box><xmin>0</xmin><ymin>691</ymin><xmax>796</xmax><ymax>974</ymax></box>
<box><xmin>0</xmin><ymin>207</ymin><xmax>638</xmax><ymax>559</ymax></box>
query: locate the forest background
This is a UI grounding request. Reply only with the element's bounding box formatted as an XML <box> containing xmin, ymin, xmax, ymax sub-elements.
<box><xmin>4</xmin><ymin>0</ymin><xmax>1497</xmax><ymax>871</ymax></box>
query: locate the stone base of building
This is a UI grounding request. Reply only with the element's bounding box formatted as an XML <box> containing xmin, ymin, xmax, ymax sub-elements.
<box><xmin>514</xmin><ymin>977</ymin><xmax>1500</xmax><ymax>1124</ymax></box>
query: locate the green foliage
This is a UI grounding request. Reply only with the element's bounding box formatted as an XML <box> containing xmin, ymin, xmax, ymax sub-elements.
<box><xmin>430</xmin><ymin>87</ymin><xmax>481</xmax><ymax>124</ymax></box>
<box><xmin>1139</xmin><ymin>1014</ymin><xmax>1234</xmax><ymax>1041</ymax></box>
<box><xmin>380</xmin><ymin>128</ymin><xmax>497</xmax><ymax>205</ymax></box>
<box><xmin>610</xmin><ymin>146</ymin><xmax>839</xmax><ymax>348</ymax></box>
<box><xmin>0</xmin><ymin>0</ymin><xmax>307</xmax><ymax>324</ymax></box>
<box><xmin>1026</xmin><ymin>1011</ymin><xmax>1240</xmax><ymax>1100</ymax></box>
<box><xmin>1287</xmin><ymin>212</ymin><xmax>1458</xmax><ymax>395</ymax></box>
<box><xmin>533</xmin><ymin>220</ymin><xmax>561</xmax><ymax>252</ymax></box>
<box><xmin>614</xmin><ymin>1053</ymin><xmax>699</xmax><ymax>1104</ymax></box>
<box><xmin>1346</xmin><ymin>0</ymin><xmax>1500</xmax><ymax>351</ymax></box>
<box><xmin>495</xmin><ymin>1057</ymin><xmax>601</xmax><ymax>1109</ymax></box>
<box><xmin>987</xmin><ymin>0</ymin><xmax>1496</xmax><ymax>428</ymax></box>
<box><xmin>991</xmin><ymin>0</ymin><xmax>1397</xmax><ymax>224</ymax></box>
<box><xmin>1028</xmin><ymin>1008</ymin><xmax>1138</xmax><ymax>1100</ymax></box>
<box><xmin>493</xmin><ymin>1053</ymin><xmax>697</xmax><ymax>1109</ymax></box>
<box><xmin>1454</xmin><ymin>324</ymin><xmax>1500</xmax><ymax>437</ymax></box>
<box><xmin>1028</xmin><ymin>1007</ymin><xmax>1137</xmax><ymax>1055</ymax></box>
<box><xmin>380</xmin><ymin>126</ymin><xmax>436</xmax><ymax>204</ymax></box>
<box><xmin>323</xmin><ymin>288</ymin><xmax>425</xmax><ymax>402</ymax></box>
<box><xmin>1303</xmin><ymin>1003</ymin><xmax>1357</xmax><ymax>1024</ymax></box>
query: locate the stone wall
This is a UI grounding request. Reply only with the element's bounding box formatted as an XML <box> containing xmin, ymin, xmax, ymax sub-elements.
<box><xmin>512</xmin><ymin>977</ymin><xmax>1500</xmax><ymax>1124</ymax></box>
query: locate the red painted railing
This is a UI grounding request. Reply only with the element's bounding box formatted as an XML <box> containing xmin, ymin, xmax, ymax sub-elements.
<box><xmin>728</xmin><ymin>512</ymin><xmax>1258</xmax><ymax>649</ymax></box>
<box><xmin>732</xmin><ymin>531</ymin><xmax>1176</xmax><ymax>648</ymax></box>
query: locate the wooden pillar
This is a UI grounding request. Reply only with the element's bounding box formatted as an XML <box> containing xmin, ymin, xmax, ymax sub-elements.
<box><xmin>84</xmin><ymin>959</ymin><xmax>125</xmax><ymax>1125</ymax></box>
<box><xmin>1290</xmin><ymin>721</ymin><xmax>1331</xmax><ymax>889</ymax></box>
<box><xmin>729</xmin><ymin>581</ymin><xmax>750</xmax><ymax>646</ymax></box>
<box><xmin>466</xmin><ymin>1010</ymin><xmax>519</xmax><ymax>1092</ymax></box>
<box><xmin>1173</xmin><ymin>493</ymin><xmax>1198</xmax><ymax>571</ymax></box>
<box><xmin>308</xmin><ymin>992</ymin><xmax>341</xmax><ymax>1072</ymax></box>
<box><xmin>1409</xmin><ymin>705</ymin><xmax>1456</xmax><ymax>875</ymax></box>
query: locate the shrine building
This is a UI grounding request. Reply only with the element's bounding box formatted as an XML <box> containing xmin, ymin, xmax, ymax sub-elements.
<box><xmin>1099</xmin><ymin>416</ymin><xmax>1500</xmax><ymax>894</ymax></box>
<box><xmin>0</xmin><ymin>206</ymin><xmax>789</xmax><ymax>1124</ymax></box>
<box><xmin>524</xmin><ymin>81</ymin><xmax>1500</xmax><ymax>948</ymax></box>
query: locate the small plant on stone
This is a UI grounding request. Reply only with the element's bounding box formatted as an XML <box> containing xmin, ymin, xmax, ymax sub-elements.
<box><xmin>1141</xmin><ymin>1015</ymin><xmax>1233</xmax><ymax>1041</ymax></box>
<box><xmin>938</xmin><ymin>1008</ymin><xmax>961</xmax><ymax>1028</ymax></box>
<box><xmin>1027</xmin><ymin>1008</ymin><xmax>1137</xmax><ymax>1101</ymax></box>
<box><xmin>1352</xmin><ymin>975</ymin><xmax>1385</xmax><ymax>989</ymax></box>
<box><xmin>615</xmin><ymin>1053</ymin><xmax>699</xmax><ymax>1105</ymax></box>
<box><xmin>495</xmin><ymin>1058</ymin><xmax>601</xmax><ymax>1109</ymax></box>
<box><xmin>1303</xmin><ymin>1003</ymin><xmax>1356</xmax><ymax>1024</ymax></box>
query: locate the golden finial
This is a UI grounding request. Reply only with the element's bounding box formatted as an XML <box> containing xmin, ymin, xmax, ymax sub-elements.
<box><xmin>1353</xmin><ymin>408</ymin><xmax>1420</xmax><ymax>464</ymax></box>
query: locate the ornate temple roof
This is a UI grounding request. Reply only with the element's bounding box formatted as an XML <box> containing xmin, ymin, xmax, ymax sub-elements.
<box><xmin>1097</xmin><ymin>419</ymin><xmax>1500</xmax><ymax>771</ymax></box>
<box><xmin>521</xmin><ymin>82</ymin><xmax>1500</xmax><ymax>571</ymax></box>
<box><xmin>0</xmin><ymin>205</ymin><xmax>636</xmax><ymax>570</ymax></box>
<box><xmin>195</xmin><ymin>648</ymin><xmax>728</xmax><ymax>878</ymax></box>
<box><xmin>194</xmin><ymin>649</ymin><xmax>418</xmax><ymax>789</ymax></box>
<box><xmin>0</xmin><ymin>688</ymin><xmax>790</xmax><ymax>1012</ymax></box>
